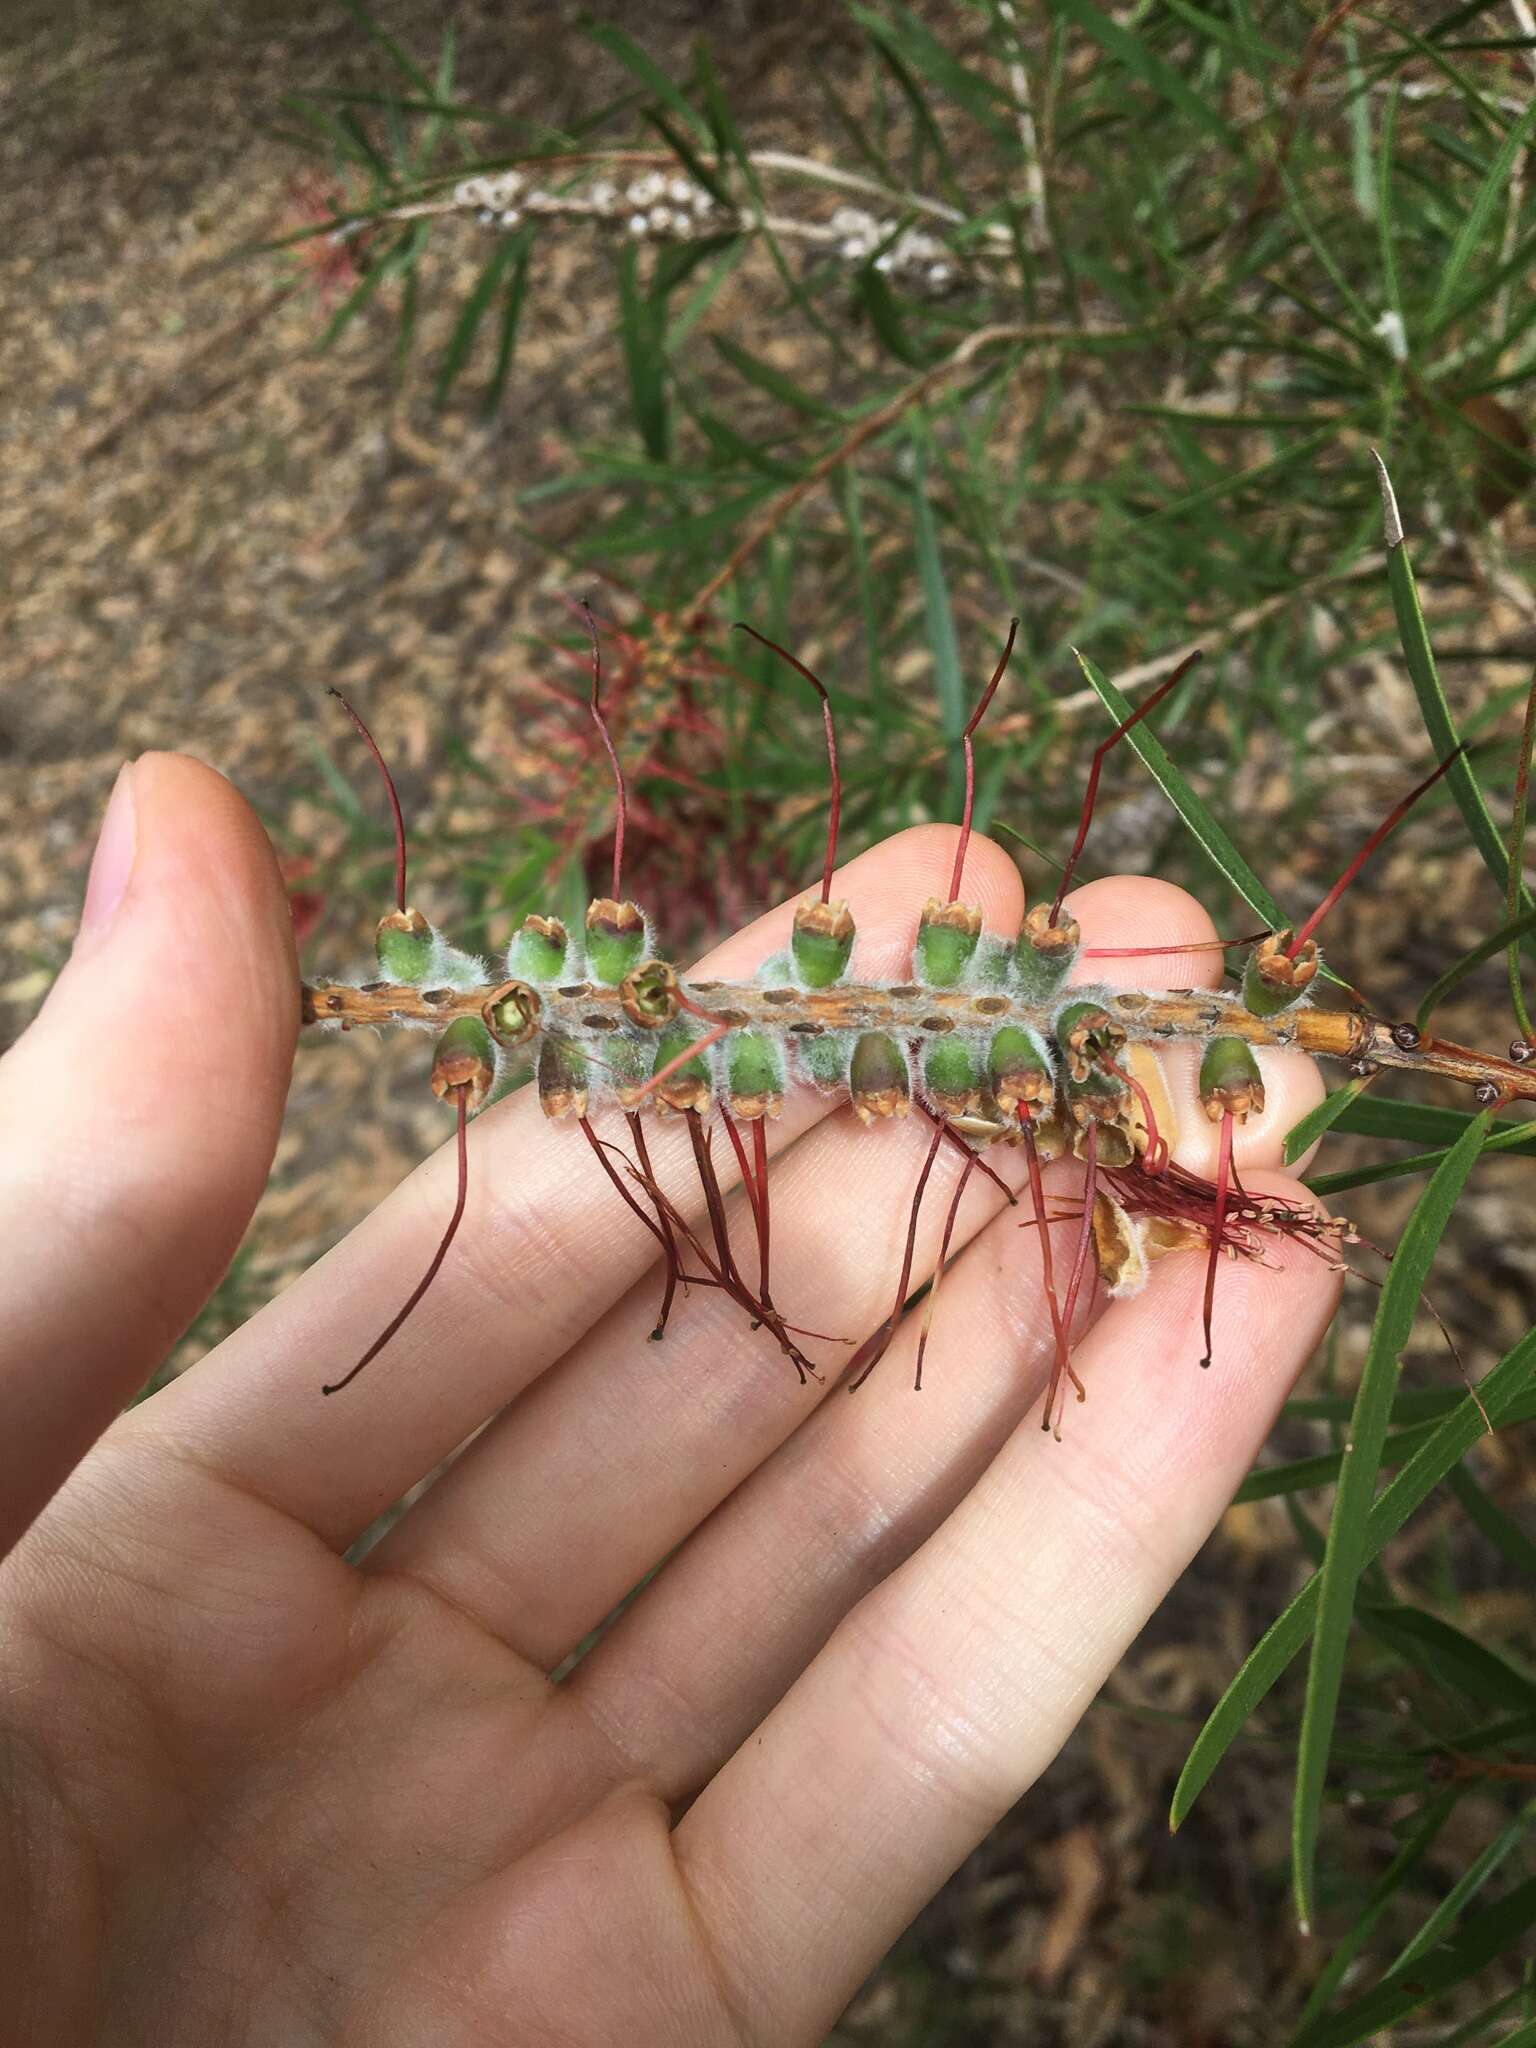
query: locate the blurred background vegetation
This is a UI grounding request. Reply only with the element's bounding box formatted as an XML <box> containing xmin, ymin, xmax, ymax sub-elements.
<box><xmin>3</xmin><ymin>0</ymin><xmax>1536</xmax><ymax>2040</ymax></box>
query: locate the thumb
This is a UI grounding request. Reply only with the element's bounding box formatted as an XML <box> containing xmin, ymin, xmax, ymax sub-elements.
<box><xmin>0</xmin><ymin>753</ymin><xmax>298</xmax><ymax>1556</ymax></box>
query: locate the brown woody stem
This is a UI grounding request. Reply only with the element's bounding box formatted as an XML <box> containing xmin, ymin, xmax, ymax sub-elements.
<box><xmin>299</xmin><ymin>977</ymin><xmax>1536</xmax><ymax>1106</ymax></box>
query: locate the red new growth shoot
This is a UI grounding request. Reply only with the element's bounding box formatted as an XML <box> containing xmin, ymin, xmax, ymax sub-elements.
<box><xmin>734</xmin><ymin>623</ymin><xmax>841</xmax><ymax>904</ymax></box>
<box><xmin>1049</xmin><ymin>650</ymin><xmax>1204</xmax><ymax>926</ymax></box>
<box><xmin>328</xmin><ymin>687</ymin><xmax>408</xmax><ymax>914</ymax></box>
<box><xmin>581</xmin><ymin>599</ymin><xmax>627</xmax><ymax>902</ymax></box>
<box><xmin>321</xmin><ymin>1084</ymin><xmax>469</xmax><ymax>1393</ymax></box>
<box><xmin>1200</xmin><ymin>1111</ymin><xmax>1234</xmax><ymax>1370</ymax></box>
<box><xmin>949</xmin><ymin>616</ymin><xmax>1020</xmax><ymax>902</ymax></box>
<box><xmin>1285</xmin><ymin>748</ymin><xmax>1465</xmax><ymax>957</ymax></box>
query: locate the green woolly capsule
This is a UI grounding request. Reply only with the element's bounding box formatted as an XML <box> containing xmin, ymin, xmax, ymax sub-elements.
<box><xmin>727</xmin><ymin>1031</ymin><xmax>785</xmax><ymax>1118</ymax></box>
<box><xmin>652</xmin><ymin>1017</ymin><xmax>713</xmax><ymax>1116</ymax></box>
<box><xmin>1014</xmin><ymin>903</ymin><xmax>1080</xmax><ymax>1001</ymax></box>
<box><xmin>850</xmin><ymin>1031</ymin><xmax>910</xmax><ymax>1123</ymax></box>
<box><xmin>585</xmin><ymin>898</ymin><xmax>646</xmax><ymax>985</ymax></box>
<box><xmin>1241</xmin><ymin>931</ymin><xmax>1319</xmax><ymax>1018</ymax></box>
<box><xmin>924</xmin><ymin>1035</ymin><xmax>982</xmax><ymax>1116</ymax></box>
<box><xmin>537</xmin><ymin>1032</ymin><xmax>588</xmax><ymax>1120</ymax></box>
<box><xmin>431</xmin><ymin>1014</ymin><xmax>496</xmax><ymax>1110</ymax></box>
<box><xmin>1053</xmin><ymin>999</ymin><xmax>1126</xmax><ymax>1084</ymax></box>
<box><xmin>914</xmin><ymin>899</ymin><xmax>981</xmax><ymax>988</ymax></box>
<box><xmin>791</xmin><ymin>899</ymin><xmax>855</xmax><ymax>987</ymax></box>
<box><xmin>1198</xmin><ymin>1035</ymin><xmax>1265</xmax><ymax>1122</ymax></box>
<box><xmin>799</xmin><ymin>1033</ymin><xmax>849</xmax><ymax>1091</ymax></box>
<box><xmin>607</xmin><ymin>1031</ymin><xmax>652</xmax><ymax>1110</ymax></box>
<box><xmin>506</xmin><ymin>913</ymin><xmax>568</xmax><ymax>983</ymax></box>
<box><xmin>987</xmin><ymin>1024</ymin><xmax>1052</xmax><ymax>1114</ymax></box>
<box><xmin>375</xmin><ymin>907</ymin><xmax>434</xmax><ymax>982</ymax></box>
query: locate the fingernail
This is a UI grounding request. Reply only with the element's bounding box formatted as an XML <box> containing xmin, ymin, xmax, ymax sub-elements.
<box><xmin>79</xmin><ymin>762</ymin><xmax>138</xmax><ymax>945</ymax></box>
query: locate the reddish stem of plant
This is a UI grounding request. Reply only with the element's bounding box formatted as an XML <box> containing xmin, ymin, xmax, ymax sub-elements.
<box><xmin>321</xmin><ymin>1084</ymin><xmax>469</xmax><ymax>1393</ymax></box>
<box><xmin>1050</xmin><ymin>1121</ymin><xmax>1098</xmax><ymax>1434</ymax></box>
<box><xmin>1019</xmin><ymin>1109</ymin><xmax>1069</xmax><ymax>1424</ymax></box>
<box><xmin>1287</xmin><ymin>747</ymin><xmax>1465</xmax><ymax>957</ymax></box>
<box><xmin>1049</xmin><ymin>650</ymin><xmax>1203</xmax><ymax>926</ymax></box>
<box><xmin>625</xmin><ymin>1110</ymin><xmax>684</xmax><ymax>1339</ymax></box>
<box><xmin>581</xmin><ymin>598</ymin><xmax>627</xmax><ymax>902</ymax></box>
<box><xmin>1200</xmin><ymin>1111</ymin><xmax>1234</xmax><ymax>1370</ymax></box>
<box><xmin>1105</xmin><ymin>1057</ymin><xmax>1168</xmax><ymax>1175</ymax></box>
<box><xmin>752</xmin><ymin>1114</ymin><xmax>772</xmax><ymax>1308</ymax></box>
<box><xmin>913</xmin><ymin>1145</ymin><xmax>979</xmax><ymax>1391</ymax></box>
<box><xmin>1083</xmin><ymin>930</ymin><xmax>1271</xmax><ymax>959</ymax></box>
<box><xmin>328</xmin><ymin>686</ymin><xmax>408</xmax><ymax>914</ymax></box>
<box><xmin>949</xmin><ymin>615</ymin><xmax>1020</xmax><ymax>902</ymax></box>
<box><xmin>734</xmin><ymin>622</ymin><xmax>841</xmax><ymax>904</ymax></box>
<box><xmin>849</xmin><ymin>1124</ymin><xmax>945</xmax><ymax>1392</ymax></box>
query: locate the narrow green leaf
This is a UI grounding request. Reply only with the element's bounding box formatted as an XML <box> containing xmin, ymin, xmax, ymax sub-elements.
<box><xmin>1173</xmin><ymin>1230</ymin><xmax>1536</xmax><ymax>1838</ymax></box>
<box><xmin>484</xmin><ymin>237</ymin><xmax>533</xmax><ymax>415</ymax></box>
<box><xmin>435</xmin><ymin>237</ymin><xmax>522</xmax><ymax>408</ymax></box>
<box><xmin>1387</xmin><ymin>1797</ymin><xmax>1536</xmax><ymax>1977</ymax></box>
<box><xmin>1417</xmin><ymin>905</ymin><xmax>1536</xmax><ymax>1028</ymax></box>
<box><xmin>337</xmin><ymin>0</ymin><xmax>436</xmax><ymax>99</ymax></box>
<box><xmin>1296</xmin><ymin>1876</ymin><xmax>1536</xmax><ymax>2047</ymax></box>
<box><xmin>1362</xmin><ymin>1603</ymin><xmax>1536</xmax><ymax>1715</ymax></box>
<box><xmin>585</xmin><ymin>22</ymin><xmax>706</xmax><ymax>132</ymax></box>
<box><xmin>1071</xmin><ymin>650</ymin><xmax>1285</xmax><ymax>929</ymax></box>
<box><xmin>1380</xmin><ymin>479</ymin><xmax>1534</xmax><ymax>918</ymax></box>
<box><xmin>1292</xmin><ymin>1106</ymin><xmax>1493</xmax><ymax>1930</ymax></box>
<box><xmin>710</xmin><ymin>336</ymin><xmax>839</xmax><ymax>419</ymax></box>
<box><xmin>1293</xmin><ymin>1789</ymin><xmax>1461</xmax><ymax>2034</ymax></box>
<box><xmin>1309</xmin><ymin>1115</ymin><xmax>1536</xmax><ymax>1196</ymax></box>
<box><xmin>1284</xmin><ymin>1077</ymin><xmax>1377</xmax><ymax>1167</ymax></box>
<box><xmin>1425</xmin><ymin>100</ymin><xmax>1536</xmax><ymax>338</ymax></box>
<box><xmin>617</xmin><ymin>245</ymin><xmax>669</xmax><ymax>461</ymax></box>
<box><xmin>1447</xmin><ymin>1462</ymin><xmax>1536</xmax><ymax>1576</ymax></box>
<box><xmin>911</xmin><ymin>446</ymin><xmax>967</xmax><ymax>814</ymax></box>
<box><xmin>1052</xmin><ymin>0</ymin><xmax>1236</xmax><ymax>141</ymax></box>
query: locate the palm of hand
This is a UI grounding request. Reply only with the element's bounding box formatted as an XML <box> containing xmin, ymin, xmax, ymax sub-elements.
<box><xmin>1</xmin><ymin>757</ymin><xmax>1337</xmax><ymax>2044</ymax></box>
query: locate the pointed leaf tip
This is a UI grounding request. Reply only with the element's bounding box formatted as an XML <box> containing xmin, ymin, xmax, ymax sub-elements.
<box><xmin>1371</xmin><ymin>448</ymin><xmax>1404</xmax><ymax>548</ymax></box>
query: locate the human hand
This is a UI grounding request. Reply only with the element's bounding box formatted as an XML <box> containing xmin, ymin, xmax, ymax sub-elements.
<box><xmin>1</xmin><ymin>754</ymin><xmax>1340</xmax><ymax>2044</ymax></box>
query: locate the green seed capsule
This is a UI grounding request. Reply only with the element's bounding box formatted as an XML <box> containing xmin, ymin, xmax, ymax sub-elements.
<box><xmin>1199</xmin><ymin>1035</ymin><xmax>1265</xmax><ymax>1122</ymax></box>
<box><xmin>1053</xmin><ymin>1000</ymin><xmax>1127</xmax><ymax>1084</ymax></box>
<box><xmin>850</xmin><ymin>1031</ymin><xmax>910</xmax><ymax>1123</ymax></box>
<box><xmin>1014</xmin><ymin>902</ymin><xmax>1080</xmax><ymax>1001</ymax></box>
<box><xmin>924</xmin><ymin>1035</ymin><xmax>982</xmax><ymax>1116</ymax></box>
<box><xmin>727</xmin><ymin>1031</ymin><xmax>785</xmax><ymax>1119</ymax></box>
<box><xmin>652</xmin><ymin>1017</ymin><xmax>713</xmax><ymax>1116</ymax></box>
<box><xmin>915</xmin><ymin>899</ymin><xmax>981</xmax><ymax>987</ymax></box>
<box><xmin>376</xmin><ymin>907</ymin><xmax>434</xmax><ymax>982</ymax></box>
<box><xmin>987</xmin><ymin>1024</ymin><xmax>1053</xmax><ymax>1114</ymax></box>
<box><xmin>585</xmin><ymin>898</ymin><xmax>647</xmax><ymax>985</ymax></box>
<box><xmin>1241</xmin><ymin>931</ymin><xmax>1319</xmax><ymax>1018</ymax></box>
<box><xmin>791</xmin><ymin>898</ymin><xmax>855</xmax><ymax>987</ymax></box>
<box><xmin>800</xmin><ymin>1033</ymin><xmax>849</xmax><ymax>1091</ymax></box>
<box><xmin>607</xmin><ymin>1031</ymin><xmax>652</xmax><ymax>1110</ymax></box>
<box><xmin>538</xmin><ymin>1032</ymin><xmax>588</xmax><ymax>1120</ymax></box>
<box><xmin>506</xmin><ymin>913</ymin><xmax>568</xmax><ymax>983</ymax></box>
<box><xmin>431</xmin><ymin>1014</ymin><xmax>496</xmax><ymax>1110</ymax></box>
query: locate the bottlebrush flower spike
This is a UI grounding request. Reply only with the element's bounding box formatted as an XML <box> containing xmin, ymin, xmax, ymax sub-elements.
<box><xmin>301</xmin><ymin>593</ymin><xmax>1536</xmax><ymax>1426</ymax></box>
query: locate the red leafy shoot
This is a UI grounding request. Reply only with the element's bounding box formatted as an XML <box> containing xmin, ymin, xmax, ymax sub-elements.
<box><xmin>321</xmin><ymin>1084</ymin><xmax>470</xmax><ymax>1394</ymax></box>
<box><xmin>949</xmin><ymin>615</ymin><xmax>1020</xmax><ymax>903</ymax></box>
<box><xmin>328</xmin><ymin>687</ymin><xmax>408</xmax><ymax>915</ymax></box>
<box><xmin>734</xmin><ymin>623</ymin><xmax>842</xmax><ymax>905</ymax></box>
<box><xmin>1049</xmin><ymin>650</ymin><xmax>1203</xmax><ymax>926</ymax></box>
<box><xmin>1286</xmin><ymin>747</ymin><xmax>1465</xmax><ymax>957</ymax></box>
<box><xmin>581</xmin><ymin>598</ymin><xmax>627</xmax><ymax>903</ymax></box>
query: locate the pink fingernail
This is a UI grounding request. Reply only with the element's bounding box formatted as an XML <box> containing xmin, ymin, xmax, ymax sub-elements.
<box><xmin>79</xmin><ymin>763</ymin><xmax>138</xmax><ymax>943</ymax></box>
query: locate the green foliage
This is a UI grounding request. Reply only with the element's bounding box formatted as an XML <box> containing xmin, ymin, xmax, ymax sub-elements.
<box><xmin>266</xmin><ymin>4</ymin><xmax>1536</xmax><ymax>2035</ymax></box>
